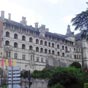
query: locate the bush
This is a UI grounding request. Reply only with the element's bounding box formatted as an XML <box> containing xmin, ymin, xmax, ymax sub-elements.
<box><xmin>84</xmin><ymin>83</ymin><xmax>88</xmax><ymax>88</ymax></box>
<box><xmin>48</xmin><ymin>71</ymin><xmax>78</xmax><ymax>88</ymax></box>
<box><xmin>32</xmin><ymin>67</ymin><xmax>88</xmax><ymax>88</ymax></box>
<box><xmin>50</xmin><ymin>83</ymin><xmax>64</xmax><ymax>88</ymax></box>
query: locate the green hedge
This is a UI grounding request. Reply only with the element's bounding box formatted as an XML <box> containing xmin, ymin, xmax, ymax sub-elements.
<box><xmin>50</xmin><ymin>83</ymin><xmax>64</xmax><ymax>88</ymax></box>
<box><xmin>84</xmin><ymin>83</ymin><xmax>88</xmax><ymax>88</ymax></box>
<box><xmin>32</xmin><ymin>67</ymin><xmax>85</xmax><ymax>79</ymax></box>
<box><xmin>31</xmin><ymin>67</ymin><xmax>88</xmax><ymax>88</ymax></box>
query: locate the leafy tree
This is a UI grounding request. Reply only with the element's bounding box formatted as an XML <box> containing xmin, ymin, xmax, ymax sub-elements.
<box><xmin>21</xmin><ymin>70</ymin><xmax>30</xmax><ymax>78</ymax></box>
<box><xmin>48</xmin><ymin>72</ymin><xmax>79</xmax><ymax>88</ymax></box>
<box><xmin>72</xmin><ymin>9</ymin><xmax>88</xmax><ymax>30</ymax></box>
<box><xmin>50</xmin><ymin>83</ymin><xmax>64</xmax><ymax>88</ymax></box>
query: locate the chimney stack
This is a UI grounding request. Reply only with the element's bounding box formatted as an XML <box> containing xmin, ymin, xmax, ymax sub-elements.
<box><xmin>46</xmin><ymin>28</ymin><xmax>49</xmax><ymax>32</ymax></box>
<box><xmin>41</xmin><ymin>24</ymin><xmax>45</xmax><ymax>29</ymax></box>
<box><xmin>1</xmin><ymin>11</ymin><xmax>4</xmax><ymax>20</ymax></box>
<box><xmin>20</xmin><ymin>16</ymin><xmax>27</xmax><ymax>25</ymax></box>
<box><xmin>35</xmin><ymin>22</ymin><xmax>38</xmax><ymax>28</ymax></box>
<box><xmin>8</xmin><ymin>13</ymin><xmax>11</xmax><ymax>20</ymax></box>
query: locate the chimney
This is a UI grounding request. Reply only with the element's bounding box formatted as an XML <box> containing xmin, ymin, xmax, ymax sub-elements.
<box><xmin>8</xmin><ymin>13</ymin><xmax>11</xmax><ymax>20</ymax></box>
<box><xmin>66</xmin><ymin>25</ymin><xmax>71</xmax><ymax>35</ymax></box>
<box><xmin>35</xmin><ymin>22</ymin><xmax>38</xmax><ymax>28</ymax></box>
<box><xmin>46</xmin><ymin>28</ymin><xmax>49</xmax><ymax>32</ymax></box>
<box><xmin>41</xmin><ymin>24</ymin><xmax>45</xmax><ymax>29</ymax></box>
<box><xmin>1</xmin><ymin>11</ymin><xmax>4</xmax><ymax>20</ymax></box>
<box><xmin>20</xmin><ymin>16</ymin><xmax>27</xmax><ymax>25</ymax></box>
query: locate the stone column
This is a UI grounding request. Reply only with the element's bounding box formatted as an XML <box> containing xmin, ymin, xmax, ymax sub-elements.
<box><xmin>81</xmin><ymin>39</ymin><xmax>88</xmax><ymax>69</ymax></box>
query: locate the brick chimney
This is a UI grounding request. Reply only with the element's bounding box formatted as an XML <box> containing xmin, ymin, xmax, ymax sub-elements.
<box><xmin>8</xmin><ymin>13</ymin><xmax>11</xmax><ymax>20</ymax></box>
<box><xmin>20</xmin><ymin>16</ymin><xmax>27</xmax><ymax>25</ymax></box>
<box><xmin>1</xmin><ymin>11</ymin><xmax>5</xmax><ymax>20</ymax></box>
<box><xmin>35</xmin><ymin>22</ymin><xmax>38</xmax><ymax>28</ymax></box>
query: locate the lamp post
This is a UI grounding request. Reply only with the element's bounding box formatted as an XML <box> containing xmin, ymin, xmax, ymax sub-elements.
<box><xmin>25</xmin><ymin>65</ymin><xmax>31</xmax><ymax>88</ymax></box>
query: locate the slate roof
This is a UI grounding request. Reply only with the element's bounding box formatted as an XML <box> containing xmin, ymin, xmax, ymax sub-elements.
<box><xmin>2</xmin><ymin>18</ymin><xmax>74</xmax><ymax>42</ymax></box>
<box><xmin>4</xmin><ymin>18</ymin><xmax>39</xmax><ymax>33</ymax></box>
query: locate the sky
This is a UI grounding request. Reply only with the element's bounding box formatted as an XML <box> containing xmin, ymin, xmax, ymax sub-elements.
<box><xmin>0</xmin><ymin>0</ymin><xmax>87</xmax><ymax>34</ymax></box>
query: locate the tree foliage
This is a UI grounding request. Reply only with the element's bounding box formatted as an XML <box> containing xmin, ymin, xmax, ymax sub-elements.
<box><xmin>32</xmin><ymin>67</ymin><xmax>88</xmax><ymax>88</ymax></box>
<box><xmin>21</xmin><ymin>70</ymin><xmax>30</xmax><ymax>78</ymax></box>
<box><xmin>48</xmin><ymin>72</ymin><xmax>79</xmax><ymax>88</ymax></box>
<box><xmin>50</xmin><ymin>83</ymin><xmax>64</xmax><ymax>88</ymax></box>
<box><xmin>72</xmin><ymin>9</ymin><xmax>88</xmax><ymax>30</ymax></box>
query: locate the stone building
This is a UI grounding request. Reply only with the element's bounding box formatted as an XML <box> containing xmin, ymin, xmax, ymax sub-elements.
<box><xmin>0</xmin><ymin>11</ymin><xmax>83</xmax><ymax>71</ymax></box>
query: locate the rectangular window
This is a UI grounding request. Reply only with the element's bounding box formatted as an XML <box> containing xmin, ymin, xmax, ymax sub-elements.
<box><xmin>62</xmin><ymin>53</ymin><xmax>65</xmax><ymax>57</ymax></box>
<box><xmin>22</xmin><ymin>54</ymin><xmax>26</xmax><ymax>60</ymax></box>
<box><xmin>52</xmin><ymin>43</ymin><xmax>54</xmax><ymax>48</ymax></box>
<box><xmin>6</xmin><ymin>51</ymin><xmax>10</xmax><ymax>58</ymax></box>
<box><xmin>41</xmin><ymin>58</ymin><xmax>44</xmax><ymax>63</ymax></box>
<box><xmin>36</xmin><ymin>57</ymin><xmax>39</xmax><ymax>62</ymax></box>
<box><xmin>62</xmin><ymin>46</ymin><xmax>64</xmax><ymax>50</ymax></box>
<box><xmin>14</xmin><ymin>53</ymin><xmax>17</xmax><ymax>59</ymax></box>
<box><xmin>48</xmin><ymin>42</ymin><xmax>50</xmax><ymax>47</ymax></box>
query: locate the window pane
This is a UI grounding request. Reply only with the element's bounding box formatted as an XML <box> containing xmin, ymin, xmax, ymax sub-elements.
<box><xmin>22</xmin><ymin>36</ymin><xmax>26</xmax><ymax>41</ymax></box>
<box><xmin>14</xmin><ymin>34</ymin><xmax>18</xmax><ymax>39</ymax></box>
<box><xmin>22</xmin><ymin>54</ymin><xmax>25</xmax><ymax>60</ymax></box>
<box><xmin>6</xmin><ymin>32</ymin><xmax>10</xmax><ymax>37</ymax></box>
<box><xmin>5</xmin><ymin>41</ymin><xmax>9</xmax><ymax>46</ymax></box>
<box><xmin>14</xmin><ymin>53</ymin><xmax>17</xmax><ymax>59</ymax></box>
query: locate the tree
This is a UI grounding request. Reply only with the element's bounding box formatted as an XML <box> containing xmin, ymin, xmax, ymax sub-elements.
<box><xmin>71</xmin><ymin>4</ymin><xmax>88</xmax><ymax>70</ymax></box>
<box><xmin>21</xmin><ymin>70</ymin><xmax>30</xmax><ymax>78</ymax></box>
<box><xmin>48</xmin><ymin>72</ymin><xmax>79</xmax><ymax>88</ymax></box>
<box><xmin>71</xmin><ymin>9</ymin><xmax>88</xmax><ymax>30</ymax></box>
<box><xmin>0</xmin><ymin>68</ymin><xmax>3</xmax><ymax>76</ymax></box>
<box><xmin>50</xmin><ymin>83</ymin><xmax>64</xmax><ymax>88</ymax></box>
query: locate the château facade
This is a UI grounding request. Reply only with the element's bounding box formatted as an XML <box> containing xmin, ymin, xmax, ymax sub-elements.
<box><xmin>0</xmin><ymin>11</ymin><xmax>84</xmax><ymax>71</ymax></box>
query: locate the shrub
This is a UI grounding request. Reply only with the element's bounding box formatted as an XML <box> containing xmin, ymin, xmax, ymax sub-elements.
<box><xmin>48</xmin><ymin>71</ymin><xmax>78</xmax><ymax>88</ymax></box>
<box><xmin>50</xmin><ymin>83</ymin><xmax>64</xmax><ymax>88</ymax></box>
<box><xmin>84</xmin><ymin>83</ymin><xmax>88</xmax><ymax>88</ymax></box>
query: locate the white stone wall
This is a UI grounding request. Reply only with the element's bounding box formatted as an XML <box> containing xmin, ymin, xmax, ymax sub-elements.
<box><xmin>0</xmin><ymin>24</ymin><xmax>82</xmax><ymax>71</ymax></box>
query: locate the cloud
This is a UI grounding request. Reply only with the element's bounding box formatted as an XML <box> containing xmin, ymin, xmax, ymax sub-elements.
<box><xmin>0</xmin><ymin>0</ymin><xmax>42</xmax><ymax>25</ymax></box>
<box><xmin>44</xmin><ymin>0</ymin><xmax>64</xmax><ymax>4</ymax></box>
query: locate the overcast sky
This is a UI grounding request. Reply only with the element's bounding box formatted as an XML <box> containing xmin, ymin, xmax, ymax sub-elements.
<box><xmin>0</xmin><ymin>0</ymin><xmax>87</xmax><ymax>34</ymax></box>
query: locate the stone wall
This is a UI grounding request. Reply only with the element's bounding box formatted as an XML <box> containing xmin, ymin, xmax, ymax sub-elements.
<box><xmin>31</xmin><ymin>79</ymin><xmax>48</xmax><ymax>88</ymax></box>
